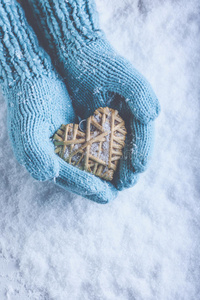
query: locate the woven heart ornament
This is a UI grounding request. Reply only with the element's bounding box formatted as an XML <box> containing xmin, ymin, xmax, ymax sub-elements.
<box><xmin>53</xmin><ymin>107</ymin><xmax>127</xmax><ymax>181</ymax></box>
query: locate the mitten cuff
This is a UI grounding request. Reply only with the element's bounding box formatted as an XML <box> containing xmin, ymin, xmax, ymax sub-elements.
<box><xmin>26</xmin><ymin>0</ymin><xmax>104</xmax><ymax>61</ymax></box>
<box><xmin>0</xmin><ymin>0</ymin><xmax>54</xmax><ymax>88</ymax></box>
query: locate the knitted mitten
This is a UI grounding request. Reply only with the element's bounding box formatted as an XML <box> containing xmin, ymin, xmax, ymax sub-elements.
<box><xmin>25</xmin><ymin>0</ymin><xmax>160</xmax><ymax>190</ymax></box>
<box><xmin>0</xmin><ymin>0</ymin><xmax>118</xmax><ymax>203</ymax></box>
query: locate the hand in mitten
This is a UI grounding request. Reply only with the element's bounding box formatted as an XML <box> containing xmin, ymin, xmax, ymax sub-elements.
<box><xmin>25</xmin><ymin>0</ymin><xmax>160</xmax><ymax>190</ymax></box>
<box><xmin>0</xmin><ymin>0</ymin><xmax>118</xmax><ymax>203</ymax></box>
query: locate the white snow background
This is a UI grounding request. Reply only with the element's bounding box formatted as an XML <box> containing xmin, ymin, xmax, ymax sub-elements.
<box><xmin>0</xmin><ymin>0</ymin><xmax>200</xmax><ymax>299</ymax></box>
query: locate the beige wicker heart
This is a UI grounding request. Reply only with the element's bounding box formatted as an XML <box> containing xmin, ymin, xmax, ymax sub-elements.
<box><xmin>53</xmin><ymin>107</ymin><xmax>127</xmax><ymax>181</ymax></box>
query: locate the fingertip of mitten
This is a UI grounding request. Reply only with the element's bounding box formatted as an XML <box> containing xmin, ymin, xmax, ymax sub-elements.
<box><xmin>55</xmin><ymin>158</ymin><xmax>118</xmax><ymax>204</ymax></box>
<box><xmin>156</xmin><ymin>100</ymin><xmax>161</xmax><ymax>117</ymax></box>
<box><xmin>92</xmin><ymin>183</ymin><xmax>118</xmax><ymax>204</ymax></box>
<box><xmin>114</xmin><ymin>172</ymin><xmax>139</xmax><ymax>191</ymax></box>
<box><xmin>132</xmin><ymin>158</ymin><xmax>149</xmax><ymax>173</ymax></box>
<box><xmin>147</xmin><ymin>95</ymin><xmax>161</xmax><ymax>122</ymax></box>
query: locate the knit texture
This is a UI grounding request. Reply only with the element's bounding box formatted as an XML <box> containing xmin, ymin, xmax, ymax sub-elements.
<box><xmin>0</xmin><ymin>0</ymin><xmax>54</xmax><ymax>87</ymax></box>
<box><xmin>26</xmin><ymin>0</ymin><xmax>160</xmax><ymax>190</ymax></box>
<box><xmin>0</xmin><ymin>0</ymin><xmax>118</xmax><ymax>203</ymax></box>
<box><xmin>25</xmin><ymin>0</ymin><xmax>160</xmax><ymax>123</ymax></box>
<box><xmin>56</xmin><ymin>159</ymin><xmax>118</xmax><ymax>204</ymax></box>
<box><xmin>24</xmin><ymin>0</ymin><xmax>103</xmax><ymax>59</ymax></box>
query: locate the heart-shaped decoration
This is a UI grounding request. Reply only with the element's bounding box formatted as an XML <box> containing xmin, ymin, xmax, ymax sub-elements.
<box><xmin>53</xmin><ymin>107</ymin><xmax>127</xmax><ymax>181</ymax></box>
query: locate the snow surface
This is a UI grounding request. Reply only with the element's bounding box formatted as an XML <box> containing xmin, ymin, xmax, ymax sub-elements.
<box><xmin>0</xmin><ymin>0</ymin><xmax>200</xmax><ymax>299</ymax></box>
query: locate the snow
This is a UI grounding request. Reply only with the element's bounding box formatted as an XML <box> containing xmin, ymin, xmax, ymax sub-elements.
<box><xmin>0</xmin><ymin>0</ymin><xmax>200</xmax><ymax>299</ymax></box>
<box><xmin>91</xmin><ymin>114</ymin><xmax>111</xmax><ymax>164</ymax></box>
<box><xmin>90</xmin><ymin>142</ymin><xmax>99</xmax><ymax>156</ymax></box>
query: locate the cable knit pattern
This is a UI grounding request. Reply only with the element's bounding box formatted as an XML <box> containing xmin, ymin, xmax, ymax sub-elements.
<box><xmin>26</xmin><ymin>0</ymin><xmax>160</xmax><ymax>190</ymax></box>
<box><xmin>0</xmin><ymin>0</ymin><xmax>118</xmax><ymax>203</ymax></box>
<box><xmin>26</xmin><ymin>0</ymin><xmax>160</xmax><ymax>124</ymax></box>
<box><xmin>25</xmin><ymin>0</ymin><xmax>103</xmax><ymax>60</ymax></box>
<box><xmin>0</xmin><ymin>0</ymin><xmax>55</xmax><ymax>87</ymax></box>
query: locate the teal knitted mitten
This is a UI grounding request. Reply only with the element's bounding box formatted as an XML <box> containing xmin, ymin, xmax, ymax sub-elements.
<box><xmin>25</xmin><ymin>0</ymin><xmax>160</xmax><ymax>190</ymax></box>
<box><xmin>0</xmin><ymin>0</ymin><xmax>118</xmax><ymax>203</ymax></box>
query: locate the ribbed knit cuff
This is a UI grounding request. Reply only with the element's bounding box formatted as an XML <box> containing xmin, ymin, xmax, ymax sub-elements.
<box><xmin>0</xmin><ymin>0</ymin><xmax>54</xmax><ymax>88</ymax></box>
<box><xmin>26</xmin><ymin>0</ymin><xmax>104</xmax><ymax>61</ymax></box>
